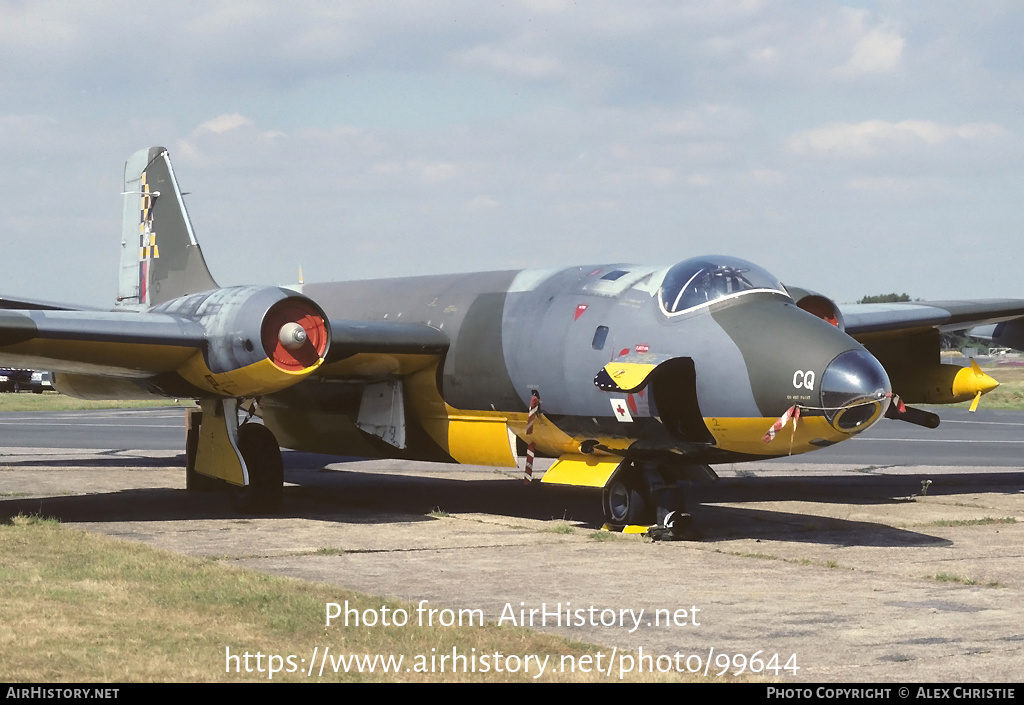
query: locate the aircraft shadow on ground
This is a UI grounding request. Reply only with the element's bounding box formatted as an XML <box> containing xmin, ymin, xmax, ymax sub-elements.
<box><xmin>691</xmin><ymin>504</ymin><xmax>953</xmax><ymax>547</ymax></box>
<box><xmin>0</xmin><ymin>452</ymin><xmax>186</xmax><ymax>468</ymax></box>
<box><xmin>693</xmin><ymin>472</ymin><xmax>1024</xmax><ymax>504</ymax></box>
<box><xmin>1</xmin><ymin>459</ymin><xmax>992</xmax><ymax>546</ymax></box>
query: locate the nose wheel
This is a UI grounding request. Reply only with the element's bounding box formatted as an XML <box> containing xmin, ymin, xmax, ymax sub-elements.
<box><xmin>602</xmin><ymin>461</ymin><xmax>701</xmax><ymax>540</ymax></box>
<box><xmin>603</xmin><ymin>475</ymin><xmax>653</xmax><ymax>526</ymax></box>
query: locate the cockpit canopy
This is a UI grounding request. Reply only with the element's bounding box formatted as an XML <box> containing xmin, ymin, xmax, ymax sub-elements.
<box><xmin>659</xmin><ymin>256</ymin><xmax>789</xmax><ymax>315</ymax></box>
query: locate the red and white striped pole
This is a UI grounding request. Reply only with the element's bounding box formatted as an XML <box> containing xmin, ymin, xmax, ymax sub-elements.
<box><xmin>524</xmin><ymin>391</ymin><xmax>540</xmax><ymax>483</ymax></box>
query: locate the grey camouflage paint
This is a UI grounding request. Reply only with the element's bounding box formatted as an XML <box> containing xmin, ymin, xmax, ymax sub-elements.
<box><xmin>298</xmin><ymin>260</ymin><xmax>882</xmax><ymax>464</ymax></box>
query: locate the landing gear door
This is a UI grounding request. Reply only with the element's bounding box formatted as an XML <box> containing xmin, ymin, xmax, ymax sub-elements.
<box><xmin>650</xmin><ymin>358</ymin><xmax>714</xmax><ymax>444</ymax></box>
<box><xmin>193</xmin><ymin>398</ymin><xmax>248</xmax><ymax>486</ymax></box>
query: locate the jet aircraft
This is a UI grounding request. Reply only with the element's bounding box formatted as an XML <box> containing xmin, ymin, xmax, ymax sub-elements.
<box><xmin>0</xmin><ymin>147</ymin><xmax>1020</xmax><ymax>534</ymax></box>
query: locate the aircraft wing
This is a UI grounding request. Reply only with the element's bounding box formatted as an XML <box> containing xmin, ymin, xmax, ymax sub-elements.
<box><xmin>0</xmin><ymin>294</ymin><xmax>101</xmax><ymax>311</ymax></box>
<box><xmin>833</xmin><ymin>298</ymin><xmax>1024</xmax><ymax>415</ymax></box>
<box><xmin>0</xmin><ymin>307</ymin><xmax>449</xmax><ymax>385</ymax></box>
<box><xmin>841</xmin><ymin>299</ymin><xmax>1024</xmax><ymax>338</ymax></box>
<box><xmin>0</xmin><ymin>308</ymin><xmax>206</xmax><ymax>376</ymax></box>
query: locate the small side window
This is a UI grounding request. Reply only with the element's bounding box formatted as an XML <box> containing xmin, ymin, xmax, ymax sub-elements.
<box><xmin>592</xmin><ymin>326</ymin><xmax>609</xmax><ymax>350</ymax></box>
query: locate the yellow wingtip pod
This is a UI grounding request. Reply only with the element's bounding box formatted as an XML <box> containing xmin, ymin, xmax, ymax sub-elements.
<box><xmin>952</xmin><ymin>359</ymin><xmax>999</xmax><ymax>410</ymax></box>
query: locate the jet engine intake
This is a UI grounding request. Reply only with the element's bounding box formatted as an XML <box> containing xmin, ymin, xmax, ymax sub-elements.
<box><xmin>788</xmin><ymin>287</ymin><xmax>845</xmax><ymax>330</ymax></box>
<box><xmin>154</xmin><ymin>285</ymin><xmax>331</xmax><ymax>397</ymax></box>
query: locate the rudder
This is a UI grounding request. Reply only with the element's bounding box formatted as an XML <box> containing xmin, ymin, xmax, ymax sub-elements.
<box><xmin>116</xmin><ymin>147</ymin><xmax>218</xmax><ymax>310</ymax></box>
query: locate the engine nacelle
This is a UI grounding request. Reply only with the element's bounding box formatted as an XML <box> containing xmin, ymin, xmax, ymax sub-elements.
<box><xmin>153</xmin><ymin>285</ymin><xmax>330</xmax><ymax>397</ymax></box>
<box><xmin>787</xmin><ymin>286</ymin><xmax>845</xmax><ymax>330</ymax></box>
<box><xmin>973</xmin><ymin>319</ymin><xmax>1024</xmax><ymax>352</ymax></box>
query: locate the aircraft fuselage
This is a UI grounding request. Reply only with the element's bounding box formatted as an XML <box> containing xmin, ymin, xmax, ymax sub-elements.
<box><xmin>267</xmin><ymin>256</ymin><xmax>891</xmax><ymax>468</ymax></box>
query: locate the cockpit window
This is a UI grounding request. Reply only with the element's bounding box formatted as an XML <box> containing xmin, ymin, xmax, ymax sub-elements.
<box><xmin>659</xmin><ymin>256</ymin><xmax>788</xmax><ymax>315</ymax></box>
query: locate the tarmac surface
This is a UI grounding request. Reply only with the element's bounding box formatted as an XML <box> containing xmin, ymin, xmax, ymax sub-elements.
<box><xmin>1</xmin><ymin>408</ymin><xmax>1023</xmax><ymax>683</ymax></box>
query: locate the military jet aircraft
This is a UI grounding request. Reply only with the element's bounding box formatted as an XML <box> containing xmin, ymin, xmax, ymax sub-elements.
<box><xmin>0</xmin><ymin>147</ymin><xmax>1019</xmax><ymax>533</ymax></box>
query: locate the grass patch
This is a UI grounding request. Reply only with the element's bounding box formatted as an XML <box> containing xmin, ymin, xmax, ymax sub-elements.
<box><xmin>313</xmin><ymin>547</ymin><xmax>347</xmax><ymax>556</ymax></box>
<box><xmin>0</xmin><ymin>392</ymin><xmax>195</xmax><ymax>412</ymax></box>
<box><xmin>428</xmin><ymin>508</ymin><xmax>451</xmax><ymax>518</ymax></box>
<box><xmin>8</xmin><ymin>512</ymin><xmax>60</xmax><ymax>526</ymax></box>
<box><xmin>1</xmin><ymin>519</ymin><xmax>706</xmax><ymax>682</ymax></box>
<box><xmin>925</xmin><ymin>517</ymin><xmax>1017</xmax><ymax>527</ymax></box>
<box><xmin>588</xmin><ymin>531</ymin><xmax>617</xmax><ymax>541</ymax></box>
<box><xmin>545</xmin><ymin>524</ymin><xmax>576</xmax><ymax>535</ymax></box>
<box><xmin>932</xmin><ymin>572</ymin><xmax>977</xmax><ymax>585</ymax></box>
<box><xmin>719</xmin><ymin>549</ymin><xmax>852</xmax><ymax>571</ymax></box>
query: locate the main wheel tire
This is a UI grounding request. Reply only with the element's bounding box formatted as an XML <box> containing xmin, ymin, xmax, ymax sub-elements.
<box><xmin>232</xmin><ymin>423</ymin><xmax>284</xmax><ymax>514</ymax></box>
<box><xmin>603</xmin><ymin>477</ymin><xmax>651</xmax><ymax>525</ymax></box>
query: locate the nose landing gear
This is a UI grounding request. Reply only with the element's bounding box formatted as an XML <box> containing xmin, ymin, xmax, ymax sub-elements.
<box><xmin>601</xmin><ymin>460</ymin><xmax>704</xmax><ymax>541</ymax></box>
<box><xmin>604</xmin><ymin>475</ymin><xmax>652</xmax><ymax>526</ymax></box>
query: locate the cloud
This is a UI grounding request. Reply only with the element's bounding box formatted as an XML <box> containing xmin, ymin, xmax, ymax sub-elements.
<box><xmin>788</xmin><ymin>120</ymin><xmax>1009</xmax><ymax>158</ymax></box>
<box><xmin>371</xmin><ymin>160</ymin><xmax>465</xmax><ymax>185</ymax></box>
<box><xmin>195</xmin><ymin>114</ymin><xmax>254</xmax><ymax>134</ymax></box>
<box><xmin>837</xmin><ymin>25</ymin><xmax>905</xmax><ymax>76</ymax></box>
<box><xmin>457</xmin><ymin>45</ymin><xmax>564</xmax><ymax>81</ymax></box>
<box><xmin>845</xmin><ymin>176</ymin><xmax>953</xmax><ymax>197</ymax></box>
<box><xmin>2</xmin><ymin>2</ymin><xmax>1024</xmax><ymax>306</ymax></box>
<box><xmin>745</xmin><ymin>168</ymin><xmax>786</xmax><ymax>188</ymax></box>
<box><xmin>651</xmin><ymin>104</ymin><xmax>753</xmax><ymax>137</ymax></box>
<box><xmin>174</xmin><ymin>113</ymin><xmax>287</xmax><ymax>165</ymax></box>
<box><xmin>0</xmin><ymin>114</ymin><xmax>60</xmax><ymax>151</ymax></box>
<box><xmin>0</xmin><ymin>3</ymin><xmax>79</xmax><ymax>52</ymax></box>
<box><xmin>465</xmin><ymin>195</ymin><xmax>501</xmax><ymax>213</ymax></box>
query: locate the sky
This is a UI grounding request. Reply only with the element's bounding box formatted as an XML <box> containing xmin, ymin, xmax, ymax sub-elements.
<box><xmin>2</xmin><ymin>1</ymin><xmax>1024</xmax><ymax>308</ymax></box>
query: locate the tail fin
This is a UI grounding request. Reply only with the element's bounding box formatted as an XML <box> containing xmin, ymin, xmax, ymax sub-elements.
<box><xmin>116</xmin><ymin>147</ymin><xmax>218</xmax><ymax>310</ymax></box>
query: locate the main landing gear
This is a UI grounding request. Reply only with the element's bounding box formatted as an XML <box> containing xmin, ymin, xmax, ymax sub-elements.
<box><xmin>233</xmin><ymin>422</ymin><xmax>284</xmax><ymax>514</ymax></box>
<box><xmin>184</xmin><ymin>404</ymin><xmax>284</xmax><ymax>515</ymax></box>
<box><xmin>602</xmin><ymin>460</ymin><xmax>702</xmax><ymax>541</ymax></box>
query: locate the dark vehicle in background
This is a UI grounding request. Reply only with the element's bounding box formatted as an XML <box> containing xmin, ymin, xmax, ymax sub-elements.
<box><xmin>27</xmin><ymin>370</ymin><xmax>53</xmax><ymax>393</ymax></box>
<box><xmin>0</xmin><ymin>369</ymin><xmax>51</xmax><ymax>393</ymax></box>
<box><xmin>0</xmin><ymin>369</ymin><xmax>33</xmax><ymax>393</ymax></box>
